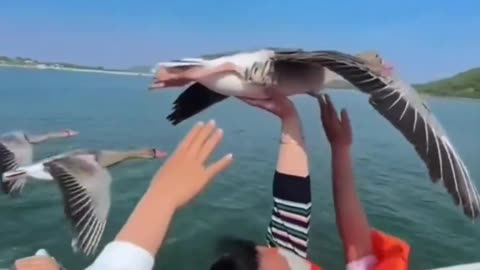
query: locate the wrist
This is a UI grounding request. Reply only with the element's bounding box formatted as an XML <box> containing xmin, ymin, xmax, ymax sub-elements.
<box><xmin>281</xmin><ymin>119</ymin><xmax>304</xmax><ymax>145</ymax></box>
<box><xmin>148</xmin><ymin>179</ymin><xmax>180</xmax><ymax>210</ymax></box>
<box><xmin>281</xmin><ymin>111</ymin><xmax>302</xmax><ymax>131</ymax></box>
<box><xmin>279</xmin><ymin>109</ymin><xmax>299</xmax><ymax>123</ymax></box>
<box><xmin>331</xmin><ymin>145</ymin><xmax>351</xmax><ymax>156</ymax></box>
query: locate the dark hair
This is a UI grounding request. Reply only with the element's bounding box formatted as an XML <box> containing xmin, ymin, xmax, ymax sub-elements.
<box><xmin>209</xmin><ymin>236</ymin><xmax>259</xmax><ymax>270</ymax></box>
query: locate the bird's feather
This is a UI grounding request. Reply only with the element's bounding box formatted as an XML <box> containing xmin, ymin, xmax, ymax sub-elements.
<box><xmin>0</xmin><ymin>143</ymin><xmax>20</xmax><ymax>194</ymax></box>
<box><xmin>0</xmin><ymin>132</ymin><xmax>33</xmax><ymax>166</ymax></box>
<box><xmin>46</xmin><ymin>156</ymin><xmax>111</xmax><ymax>256</ymax></box>
<box><xmin>167</xmin><ymin>82</ymin><xmax>229</xmax><ymax>125</ymax></box>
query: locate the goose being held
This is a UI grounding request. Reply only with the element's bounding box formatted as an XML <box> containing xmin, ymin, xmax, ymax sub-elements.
<box><xmin>0</xmin><ymin>129</ymin><xmax>79</xmax><ymax>194</ymax></box>
<box><xmin>150</xmin><ymin>49</ymin><xmax>480</xmax><ymax>221</ymax></box>
<box><xmin>2</xmin><ymin>147</ymin><xmax>167</xmax><ymax>256</ymax></box>
<box><xmin>149</xmin><ymin>48</ymin><xmax>392</xmax><ymax>125</ymax></box>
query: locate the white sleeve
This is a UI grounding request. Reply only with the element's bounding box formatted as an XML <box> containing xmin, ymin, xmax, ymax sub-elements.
<box><xmin>85</xmin><ymin>241</ymin><xmax>154</xmax><ymax>270</ymax></box>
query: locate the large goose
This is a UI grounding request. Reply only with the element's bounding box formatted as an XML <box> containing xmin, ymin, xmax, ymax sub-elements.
<box><xmin>2</xmin><ymin>148</ymin><xmax>167</xmax><ymax>256</ymax></box>
<box><xmin>149</xmin><ymin>48</ymin><xmax>391</xmax><ymax>125</ymax></box>
<box><xmin>0</xmin><ymin>129</ymin><xmax>78</xmax><ymax>194</ymax></box>
<box><xmin>150</xmin><ymin>49</ymin><xmax>480</xmax><ymax>220</ymax></box>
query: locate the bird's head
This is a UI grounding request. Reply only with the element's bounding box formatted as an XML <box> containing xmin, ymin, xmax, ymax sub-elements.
<box><xmin>355</xmin><ymin>51</ymin><xmax>394</xmax><ymax>76</ymax></box>
<box><xmin>149</xmin><ymin>66</ymin><xmax>194</xmax><ymax>90</ymax></box>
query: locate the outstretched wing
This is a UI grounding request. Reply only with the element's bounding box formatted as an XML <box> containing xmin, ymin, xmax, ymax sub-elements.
<box><xmin>274</xmin><ymin>50</ymin><xmax>480</xmax><ymax>219</ymax></box>
<box><xmin>45</xmin><ymin>155</ymin><xmax>112</xmax><ymax>256</ymax></box>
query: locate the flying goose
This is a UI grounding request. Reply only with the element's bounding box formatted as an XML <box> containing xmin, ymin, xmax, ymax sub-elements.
<box><xmin>2</xmin><ymin>148</ymin><xmax>167</xmax><ymax>256</ymax></box>
<box><xmin>0</xmin><ymin>129</ymin><xmax>78</xmax><ymax>195</ymax></box>
<box><xmin>150</xmin><ymin>48</ymin><xmax>480</xmax><ymax>220</ymax></box>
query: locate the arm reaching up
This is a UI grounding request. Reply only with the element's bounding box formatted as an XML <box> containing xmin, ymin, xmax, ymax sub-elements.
<box><xmin>240</xmin><ymin>95</ymin><xmax>311</xmax><ymax>258</ymax></box>
<box><xmin>12</xmin><ymin>121</ymin><xmax>233</xmax><ymax>270</ymax></box>
<box><xmin>318</xmin><ymin>95</ymin><xmax>373</xmax><ymax>264</ymax></box>
<box><xmin>86</xmin><ymin>120</ymin><xmax>233</xmax><ymax>270</ymax></box>
<box><xmin>318</xmin><ymin>95</ymin><xmax>411</xmax><ymax>270</ymax></box>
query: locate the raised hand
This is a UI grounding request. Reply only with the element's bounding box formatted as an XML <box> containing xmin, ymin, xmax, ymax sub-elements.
<box><xmin>151</xmin><ymin>120</ymin><xmax>233</xmax><ymax>209</ymax></box>
<box><xmin>239</xmin><ymin>93</ymin><xmax>297</xmax><ymax>120</ymax></box>
<box><xmin>318</xmin><ymin>94</ymin><xmax>352</xmax><ymax>149</ymax></box>
<box><xmin>13</xmin><ymin>251</ymin><xmax>62</xmax><ymax>270</ymax></box>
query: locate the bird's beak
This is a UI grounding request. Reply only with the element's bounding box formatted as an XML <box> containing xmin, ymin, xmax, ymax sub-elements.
<box><xmin>152</xmin><ymin>149</ymin><xmax>168</xmax><ymax>159</ymax></box>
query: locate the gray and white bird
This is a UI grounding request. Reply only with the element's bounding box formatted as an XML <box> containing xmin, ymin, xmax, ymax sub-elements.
<box><xmin>0</xmin><ymin>129</ymin><xmax>78</xmax><ymax>194</ymax></box>
<box><xmin>150</xmin><ymin>48</ymin><xmax>480</xmax><ymax>220</ymax></box>
<box><xmin>150</xmin><ymin>48</ymin><xmax>390</xmax><ymax>124</ymax></box>
<box><xmin>2</xmin><ymin>148</ymin><xmax>167</xmax><ymax>256</ymax></box>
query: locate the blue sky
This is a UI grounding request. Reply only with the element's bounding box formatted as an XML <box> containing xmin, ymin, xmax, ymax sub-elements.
<box><xmin>1</xmin><ymin>0</ymin><xmax>479</xmax><ymax>82</ymax></box>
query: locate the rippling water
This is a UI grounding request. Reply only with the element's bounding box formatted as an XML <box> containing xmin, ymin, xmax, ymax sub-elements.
<box><xmin>0</xmin><ymin>68</ymin><xmax>479</xmax><ymax>269</ymax></box>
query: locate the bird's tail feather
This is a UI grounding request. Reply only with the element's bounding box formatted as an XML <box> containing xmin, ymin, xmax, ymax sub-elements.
<box><xmin>1</xmin><ymin>169</ymin><xmax>28</xmax><ymax>195</ymax></box>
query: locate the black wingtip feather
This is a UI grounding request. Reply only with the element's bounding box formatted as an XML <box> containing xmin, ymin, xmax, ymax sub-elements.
<box><xmin>166</xmin><ymin>83</ymin><xmax>228</xmax><ymax>125</ymax></box>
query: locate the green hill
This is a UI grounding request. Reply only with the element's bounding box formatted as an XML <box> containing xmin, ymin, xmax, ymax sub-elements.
<box><xmin>328</xmin><ymin>68</ymin><xmax>480</xmax><ymax>99</ymax></box>
<box><xmin>414</xmin><ymin>68</ymin><xmax>480</xmax><ymax>98</ymax></box>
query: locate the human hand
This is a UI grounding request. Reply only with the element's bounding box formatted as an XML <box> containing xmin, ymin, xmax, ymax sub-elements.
<box><xmin>239</xmin><ymin>94</ymin><xmax>297</xmax><ymax>120</ymax></box>
<box><xmin>319</xmin><ymin>94</ymin><xmax>352</xmax><ymax>150</ymax></box>
<box><xmin>13</xmin><ymin>254</ymin><xmax>61</xmax><ymax>270</ymax></box>
<box><xmin>151</xmin><ymin>120</ymin><xmax>233</xmax><ymax>209</ymax></box>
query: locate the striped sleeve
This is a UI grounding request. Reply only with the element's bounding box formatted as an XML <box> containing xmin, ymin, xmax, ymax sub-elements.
<box><xmin>266</xmin><ymin>171</ymin><xmax>311</xmax><ymax>258</ymax></box>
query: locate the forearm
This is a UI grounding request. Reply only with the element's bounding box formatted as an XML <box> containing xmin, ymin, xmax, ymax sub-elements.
<box><xmin>277</xmin><ymin>114</ymin><xmax>308</xmax><ymax>177</ymax></box>
<box><xmin>266</xmin><ymin>113</ymin><xmax>311</xmax><ymax>257</ymax></box>
<box><xmin>331</xmin><ymin>147</ymin><xmax>372</xmax><ymax>262</ymax></box>
<box><xmin>115</xmin><ymin>183</ymin><xmax>176</xmax><ymax>257</ymax></box>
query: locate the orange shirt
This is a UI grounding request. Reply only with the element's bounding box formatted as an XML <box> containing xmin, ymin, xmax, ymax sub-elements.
<box><xmin>279</xmin><ymin>229</ymin><xmax>409</xmax><ymax>270</ymax></box>
<box><xmin>370</xmin><ymin>229</ymin><xmax>410</xmax><ymax>270</ymax></box>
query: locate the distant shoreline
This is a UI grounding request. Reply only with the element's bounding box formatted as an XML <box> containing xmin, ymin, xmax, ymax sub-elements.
<box><xmin>2</xmin><ymin>63</ymin><xmax>479</xmax><ymax>101</ymax></box>
<box><xmin>0</xmin><ymin>63</ymin><xmax>153</xmax><ymax>77</ymax></box>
